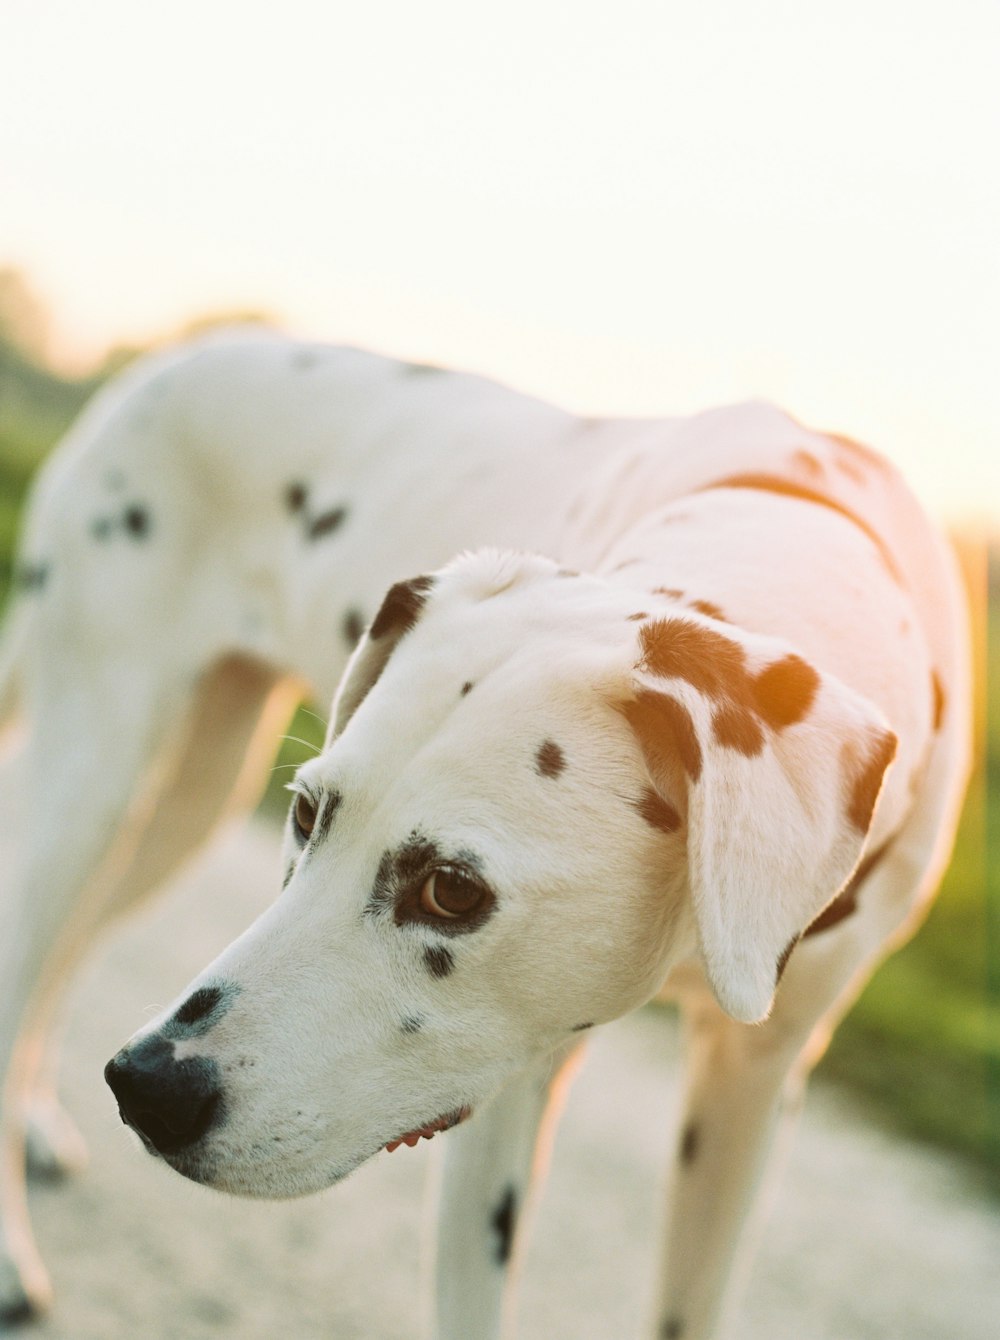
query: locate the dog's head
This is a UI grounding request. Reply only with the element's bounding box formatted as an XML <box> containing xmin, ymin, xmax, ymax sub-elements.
<box><xmin>106</xmin><ymin>550</ymin><xmax>895</xmax><ymax>1196</ymax></box>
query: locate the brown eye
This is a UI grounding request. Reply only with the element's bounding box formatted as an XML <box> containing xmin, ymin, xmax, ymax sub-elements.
<box><xmin>293</xmin><ymin>792</ymin><xmax>317</xmax><ymax>841</ymax></box>
<box><xmin>419</xmin><ymin>868</ymin><xmax>485</xmax><ymax>919</ymax></box>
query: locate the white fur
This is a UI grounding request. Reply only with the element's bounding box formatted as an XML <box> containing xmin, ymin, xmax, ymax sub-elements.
<box><xmin>0</xmin><ymin>332</ymin><xmax>970</xmax><ymax>1338</ymax></box>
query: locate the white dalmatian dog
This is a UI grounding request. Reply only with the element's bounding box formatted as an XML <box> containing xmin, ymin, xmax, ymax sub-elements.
<box><xmin>2</xmin><ymin>331</ymin><xmax>969</xmax><ymax>1337</ymax></box>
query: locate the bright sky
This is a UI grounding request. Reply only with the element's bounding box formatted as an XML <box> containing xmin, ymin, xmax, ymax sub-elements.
<box><xmin>1</xmin><ymin>0</ymin><xmax>996</xmax><ymax>523</ymax></box>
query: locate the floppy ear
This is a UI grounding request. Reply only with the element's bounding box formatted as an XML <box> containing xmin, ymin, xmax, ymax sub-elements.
<box><xmin>624</xmin><ymin>620</ymin><xmax>897</xmax><ymax>1024</ymax></box>
<box><xmin>328</xmin><ymin>574</ymin><xmax>436</xmax><ymax>743</ymax></box>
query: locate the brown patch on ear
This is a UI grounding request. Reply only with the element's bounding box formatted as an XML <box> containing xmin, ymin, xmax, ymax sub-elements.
<box><xmin>846</xmin><ymin>730</ymin><xmax>897</xmax><ymax>832</ymax></box>
<box><xmin>634</xmin><ymin>787</ymin><xmax>682</xmax><ymax>834</ymax></box>
<box><xmin>751</xmin><ymin>655</ymin><xmax>819</xmax><ymax>730</ymax></box>
<box><xmin>931</xmin><ymin>669</ymin><xmax>945</xmax><ymax>731</ymax></box>
<box><xmin>637</xmin><ymin>618</ymin><xmax>747</xmax><ymax>702</ymax></box>
<box><xmin>711</xmin><ymin>703</ymin><xmax>764</xmax><ymax>756</ymax></box>
<box><xmin>625</xmin><ymin>689</ymin><xmax>703</xmax><ymax>783</ymax></box>
<box><xmin>803</xmin><ymin>836</ymin><xmax>891</xmax><ymax>937</ymax></box>
<box><xmin>370</xmin><ymin>575</ymin><xmax>435</xmax><ymax>640</ymax></box>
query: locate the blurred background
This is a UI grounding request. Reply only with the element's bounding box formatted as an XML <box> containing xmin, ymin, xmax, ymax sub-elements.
<box><xmin>1</xmin><ymin>0</ymin><xmax>996</xmax><ymax>1236</ymax></box>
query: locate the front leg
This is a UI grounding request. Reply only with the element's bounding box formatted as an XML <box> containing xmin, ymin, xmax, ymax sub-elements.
<box><xmin>653</xmin><ymin>997</ymin><xmax>808</xmax><ymax>1340</ymax></box>
<box><xmin>434</xmin><ymin>1041</ymin><xmax>583</xmax><ymax>1340</ymax></box>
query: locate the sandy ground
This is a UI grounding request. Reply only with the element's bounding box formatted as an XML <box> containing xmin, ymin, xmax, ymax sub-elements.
<box><xmin>9</xmin><ymin>820</ymin><xmax>999</xmax><ymax>1340</ymax></box>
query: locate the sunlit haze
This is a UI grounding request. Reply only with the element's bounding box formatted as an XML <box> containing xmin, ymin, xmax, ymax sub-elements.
<box><xmin>2</xmin><ymin>0</ymin><xmax>996</xmax><ymax>524</ymax></box>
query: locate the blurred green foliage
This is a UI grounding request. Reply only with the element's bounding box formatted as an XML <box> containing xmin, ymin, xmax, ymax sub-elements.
<box><xmin>0</xmin><ymin>285</ymin><xmax>995</xmax><ymax>1181</ymax></box>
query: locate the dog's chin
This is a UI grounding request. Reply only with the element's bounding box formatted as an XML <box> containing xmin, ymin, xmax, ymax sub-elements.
<box><xmin>159</xmin><ymin>1143</ymin><xmax>372</xmax><ymax>1200</ymax></box>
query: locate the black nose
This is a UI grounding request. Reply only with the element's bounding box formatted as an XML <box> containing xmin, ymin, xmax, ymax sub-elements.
<box><xmin>104</xmin><ymin>1035</ymin><xmax>222</xmax><ymax>1154</ymax></box>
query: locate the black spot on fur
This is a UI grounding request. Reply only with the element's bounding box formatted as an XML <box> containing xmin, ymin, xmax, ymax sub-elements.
<box><xmin>491</xmin><ymin>1186</ymin><xmax>518</xmax><ymax>1265</ymax></box>
<box><xmin>535</xmin><ymin>740</ymin><xmax>566</xmax><ymax>778</ymax></box>
<box><xmin>752</xmin><ymin>655</ymin><xmax>819</xmax><ymax>730</ymax></box>
<box><xmin>931</xmin><ymin>670</ymin><xmax>945</xmax><ymax>731</ymax></box>
<box><xmin>635</xmin><ymin>787</ymin><xmax>681</xmax><ymax>834</ymax></box>
<box><xmin>460</xmin><ymin>681</ymin><xmax>474</xmax><ymax>697</ymax></box>
<box><xmin>699</xmin><ymin>473</ymin><xmax>903</xmax><ymax>583</ymax></box>
<box><xmin>285</xmin><ymin>481</ymin><xmax>308</xmax><ymax>512</ymax></box>
<box><xmin>571</xmin><ymin>1021</ymin><xmax>594</xmax><ymax>1032</ymax></box>
<box><xmin>775</xmin><ymin>935</ymin><xmax>800</xmax><ymax>984</ymax></box>
<box><xmin>307</xmin><ymin>505</ymin><xmax>348</xmax><ymax>541</ymax></box>
<box><xmin>688</xmin><ymin>598</ymin><xmax>727</xmax><ymax>622</ymax></box>
<box><xmin>400</xmin><ymin>1015</ymin><xmax>424</xmax><ymax>1035</ymax></box>
<box><xmin>711</xmin><ymin>703</ymin><xmax>764</xmax><ymax>756</ymax></box>
<box><xmin>424</xmin><ymin>945</ymin><xmax>454</xmax><ymax>978</ymax></box>
<box><xmin>15</xmin><ymin>562</ymin><xmax>49</xmax><ymax>593</ymax></box>
<box><xmin>175</xmin><ymin>986</ymin><xmax>222</xmax><ymax>1026</ymax></box>
<box><xmin>403</xmin><ymin>360</ymin><xmax>445</xmax><ymax>375</ymax></box>
<box><xmin>123</xmin><ymin>504</ymin><xmax>150</xmax><ymax>538</ymax></box>
<box><xmin>343</xmin><ymin>608</ymin><xmax>365</xmax><ymax>648</ymax></box>
<box><xmin>370</xmin><ymin>575</ymin><xmax>435</xmax><ymax>641</ymax></box>
<box><xmin>847</xmin><ymin>731</ymin><xmax>897</xmax><ymax>832</ymax></box>
<box><xmin>660</xmin><ymin>1318</ymin><xmax>685</xmax><ymax>1339</ymax></box>
<box><xmin>163</xmin><ymin>983</ymin><xmax>236</xmax><ymax>1040</ymax></box>
<box><xmin>679</xmin><ymin>1122</ymin><xmax>699</xmax><ymax>1165</ymax></box>
<box><xmin>282</xmin><ymin>863</ymin><xmax>295</xmax><ymax>890</ymax></box>
<box><xmin>625</xmin><ymin>689</ymin><xmax>703</xmax><ymax>783</ymax></box>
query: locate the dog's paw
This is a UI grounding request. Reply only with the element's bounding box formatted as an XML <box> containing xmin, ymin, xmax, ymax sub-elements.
<box><xmin>24</xmin><ymin>1097</ymin><xmax>88</xmax><ymax>1183</ymax></box>
<box><xmin>0</xmin><ymin>1247</ymin><xmax>52</xmax><ymax>1328</ymax></box>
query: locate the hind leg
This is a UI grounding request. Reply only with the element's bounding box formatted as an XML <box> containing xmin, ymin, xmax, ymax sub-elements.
<box><xmin>0</xmin><ymin>655</ymin><xmax>299</xmax><ymax>1321</ymax></box>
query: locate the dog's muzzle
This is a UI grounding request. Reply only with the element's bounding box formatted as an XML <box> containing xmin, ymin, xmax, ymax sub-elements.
<box><xmin>104</xmin><ymin>1035</ymin><xmax>223</xmax><ymax>1155</ymax></box>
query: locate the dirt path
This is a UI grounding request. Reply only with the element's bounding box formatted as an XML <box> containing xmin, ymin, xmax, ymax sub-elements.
<box><xmin>14</xmin><ymin>821</ymin><xmax>1000</xmax><ymax>1339</ymax></box>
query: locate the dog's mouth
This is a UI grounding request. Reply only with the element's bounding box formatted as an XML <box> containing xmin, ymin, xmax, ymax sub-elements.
<box><xmin>383</xmin><ymin>1105</ymin><xmax>472</xmax><ymax>1153</ymax></box>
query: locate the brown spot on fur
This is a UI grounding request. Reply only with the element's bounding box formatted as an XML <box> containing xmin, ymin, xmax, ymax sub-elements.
<box><xmin>803</xmin><ymin>837</ymin><xmax>892</xmax><ymax>937</ymax></box>
<box><xmin>751</xmin><ymin>655</ymin><xmax>819</xmax><ymax>730</ymax></box>
<box><xmin>792</xmin><ymin>448</ymin><xmax>824</xmax><ymax>478</ymax></box>
<box><xmin>651</xmin><ymin>586</ymin><xmax>685</xmax><ymax>600</ymax></box>
<box><xmin>825</xmin><ymin>430</ymin><xmax>889</xmax><ymax>473</ymax></box>
<box><xmin>638</xmin><ymin>618</ymin><xmax>748</xmax><ymax>702</ymax></box>
<box><xmin>711</xmin><ymin>703</ymin><xmax>765</xmax><ymax>756</ymax></box>
<box><xmin>625</xmin><ymin>689</ymin><xmax>703</xmax><ymax>782</ymax></box>
<box><xmin>688</xmin><ymin>598</ymin><xmax>727</xmax><ymax>622</ymax></box>
<box><xmin>699</xmin><ymin>473</ymin><xmax>903</xmax><ymax>584</ymax></box>
<box><xmin>635</xmin><ymin>787</ymin><xmax>682</xmax><ymax>834</ymax></box>
<box><xmin>931</xmin><ymin>669</ymin><xmax>946</xmax><ymax>731</ymax></box>
<box><xmin>536</xmin><ymin>740</ymin><xmax>566</xmax><ymax>778</ymax></box>
<box><xmin>847</xmin><ymin>730</ymin><xmax>897</xmax><ymax>832</ymax></box>
<box><xmin>627</xmin><ymin>611</ymin><xmax>649</xmax><ymax>621</ymax></box>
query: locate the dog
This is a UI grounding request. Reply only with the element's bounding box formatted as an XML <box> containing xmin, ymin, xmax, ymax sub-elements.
<box><xmin>3</xmin><ymin>332</ymin><xmax>970</xmax><ymax>1337</ymax></box>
